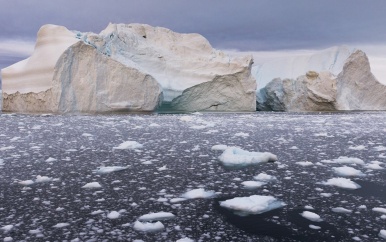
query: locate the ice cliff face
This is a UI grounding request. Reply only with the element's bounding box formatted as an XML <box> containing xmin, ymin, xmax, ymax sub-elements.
<box><xmin>253</xmin><ymin>46</ymin><xmax>353</xmax><ymax>106</ymax></box>
<box><xmin>259</xmin><ymin>50</ymin><xmax>386</xmax><ymax>111</ymax></box>
<box><xmin>1</xmin><ymin>23</ymin><xmax>256</xmax><ymax>113</ymax></box>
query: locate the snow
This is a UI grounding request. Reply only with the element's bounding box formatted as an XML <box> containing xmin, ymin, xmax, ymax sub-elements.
<box><xmin>331</xmin><ymin>207</ymin><xmax>352</xmax><ymax>213</ymax></box>
<box><xmin>93</xmin><ymin>166</ymin><xmax>129</xmax><ymax>174</ymax></box>
<box><xmin>241</xmin><ymin>181</ymin><xmax>266</xmax><ymax>189</ymax></box>
<box><xmin>113</xmin><ymin>141</ymin><xmax>143</xmax><ymax>150</ymax></box>
<box><xmin>332</xmin><ymin>166</ymin><xmax>364</xmax><ymax>177</ymax></box>
<box><xmin>373</xmin><ymin>207</ymin><xmax>386</xmax><ymax>214</ymax></box>
<box><xmin>219</xmin><ymin>195</ymin><xmax>285</xmax><ymax>215</ymax></box>
<box><xmin>218</xmin><ymin>147</ymin><xmax>277</xmax><ymax>168</ymax></box>
<box><xmin>138</xmin><ymin>212</ymin><xmax>176</xmax><ymax>222</ymax></box>
<box><xmin>52</xmin><ymin>223</ymin><xmax>70</xmax><ymax>228</ymax></box>
<box><xmin>300</xmin><ymin>211</ymin><xmax>323</xmax><ymax>222</ymax></box>
<box><xmin>81</xmin><ymin>182</ymin><xmax>102</xmax><ymax>189</ymax></box>
<box><xmin>379</xmin><ymin>230</ymin><xmax>386</xmax><ymax>239</ymax></box>
<box><xmin>322</xmin><ymin>178</ymin><xmax>361</xmax><ymax>189</ymax></box>
<box><xmin>107</xmin><ymin>211</ymin><xmax>120</xmax><ymax>219</ymax></box>
<box><xmin>133</xmin><ymin>221</ymin><xmax>165</xmax><ymax>233</ymax></box>
<box><xmin>182</xmin><ymin>188</ymin><xmax>216</xmax><ymax>199</ymax></box>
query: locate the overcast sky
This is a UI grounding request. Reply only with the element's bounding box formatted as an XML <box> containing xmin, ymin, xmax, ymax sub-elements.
<box><xmin>1</xmin><ymin>0</ymin><xmax>386</xmax><ymax>81</ymax></box>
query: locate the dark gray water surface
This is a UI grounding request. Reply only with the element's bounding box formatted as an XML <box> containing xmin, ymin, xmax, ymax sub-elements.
<box><xmin>0</xmin><ymin>112</ymin><xmax>385</xmax><ymax>241</ymax></box>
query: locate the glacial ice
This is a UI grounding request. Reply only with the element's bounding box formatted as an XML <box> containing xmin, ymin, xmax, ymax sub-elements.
<box><xmin>93</xmin><ymin>166</ymin><xmax>129</xmax><ymax>174</ymax></box>
<box><xmin>322</xmin><ymin>178</ymin><xmax>361</xmax><ymax>190</ymax></box>
<box><xmin>300</xmin><ymin>211</ymin><xmax>323</xmax><ymax>222</ymax></box>
<box><xmin>182</xmin><ymin>188</ymin><xmax>216</xmax><ymax>199</ymax></box>
<box><xmin>332</xmin><ymin>166</ymin><xmax>365</xmax><ymax>177</ymax></box>
<box><xmin>133</xmin><ymin>221</ymin><xmax>165</xmax><ymax>233</ymax></box>
<box><xmin>138</xmin><ymin>212</ymin><xmax>176</xmax><ymax>222</ymax></box>
<box><xmin>113</xmin><ymin>141</ymin><xmax>143</xmax><ymax>150</ymax></box>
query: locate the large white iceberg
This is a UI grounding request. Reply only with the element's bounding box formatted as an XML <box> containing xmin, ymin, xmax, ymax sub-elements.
<box><xmin>1</xmin><ymin>23</ymin><xmax>256</xmax><ymax>113</ymax></box>
<box><xmin>219</xmin><ymin>195</ymin><xmax>285</xmax><ymax>216</ymax></box>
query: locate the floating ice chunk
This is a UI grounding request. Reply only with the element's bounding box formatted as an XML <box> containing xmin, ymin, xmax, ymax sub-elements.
<box><xmin>374</xmin><ymin>146</ymin><xmax>386</xmax><ymax>151</ymax></box>
<box><xmin>211</xmin><ymin>145</ymin><xmax>228</xmax><ymax>151</ymax></box>
<box><xmin>157</xmin><ymin>165</ymin><xmax>167</xmax><ymax>171</ymax></box>
<box><xmin>219</xmin><ymin>195</ymin><xmax>285</xmax><ymax>215</ymax></box>
<box><xmin>321</xmin><ymin>157</ymin><xmax>364</xmax><ymax>165</ymax></box>
<box><xmin>349</xmin><ymin>145</ymin><xmax>366</xmax><ymax>150</ymax></box>
<box><xmin>170</xmin><ymin>198</ymin><xmax>187</xmax><ymax>203</ymax></box>
<box><xmin>3</xmin><ymin>237</ymin><xmax>13</xmax><ymax>242</ymax></box>
<box><xmin>365</xmin><ymin>163</ymin><xmax>384</xmax><ymax>170</ymax></box>
<box><xmin>373</xmin><ymin>207</ymin><xmax>386</xmax><ymax>214</ymax></box>
<box><xmin>320</xmin><ymin>193</ymin><xmax>333</xmax><ymax>197</ymax></box>
<box><xmin>358</xmin><ymin>205</ymin><xmax>367</xmax><ymax>210</ymax></box>
<box><xmin>332</xmin><ymin>166</ymin><xmax>365</xmax><ymax>177</ymax></box>
<box><xmin>322</xmin><ymin>178</ymin><xmax>361</xmax><ymax>189</ymax></box>
<box><xmin>379</xmin><ymin>230</ymin><xmax>386</xmax><ymax>239</ymax></box>
<box><xmin>219</xmin><ymin>147</ymin><xmax>277</xmax><ymax>168</ymax></box>
<box><xmin>138</xmin><ymin>212</ymin><xmax>176</xmax><ymax>222</ymax></box>
<box><xmin>81</xmin><ymin>133</ymin><xmax>93</xmax><ymax>137</ymax></box>
<box><xmin>35</xmin><ymin>175</ymin><xmax>53</xmax><ymax>183</ymax></box>
<box><xmin>107</xmin><ymin>211</ymin><xmax>120</xmax><ymax>219</ymax></box>
<box><xmin>295</xmin><ymin>161</ymin><xmax>313</xmax><ymax>166</ymax></box>
<box><xmin>133</xmin><ymin>221</ymin><xmax>164</xmax><ymax>233</ymax></box>
<box><xmin>91</xmin><ymin>210</ymin><xmax>104</xmax><ymax>215</ymax></box>
<box><xmin>179</xmin><ymin>116</ymin><xmax>194</xmax><ymax>122</ymax></box>
<box><xmin>182</xmin><ymin>188</ymin><xmax>215</xmax><ymax>199</ymax></box>
<box><xmin>304</xmin><ymin>205</ymin><xmax>314</xmax><ymax>210</ymax></box>
<box><xmin>241</xmin><ymin>181</ymin><xmax>266</xmax><ymax>189</ymax></box>
<box><xmin>331</xmin><ymin>207</ymin><xmax>352</xmax><ymax>213</ymax></box>
<box><xmin>18</xmin><ymin>180</ymin><xmax>34</xmax><ymax>186</ymax></box>
<box><xmin>234</xmin><ymin>132</ymin><xmax>249</xmax><ymax>138</ymax></box>
<box><xmin>254</xmin><ymin>173</ymin><xmax>276</xmax><ymax>182</ymax></box>
<box><xmin>176</xmin><ymin>238</ymin><xmax>195</xmax><ymax>242</ymax></box>
<box><xmin>93</xmin><ymin>166</ymin><xmax>129</xmax><ymax>174</ymax></box>
<box><xmin>309</xmin><ymin>224</ymin><xmax>321</xmax><ymax>230</ymax></box>
<box><xmin>53</xmin><ymin>223</ymin><xmax>70</xmax><ymax>228</ymax></box>
<box><xmin>149</xmin><ymin>123</ymin><xmax>160</xmax><ymax>127</ymax></box>
<box><xmin>1</xmin><ymin>225</ymin><xmax>13</xmax><ymax>232</ymax></box>
<box><xmin>300</xmin><ymin>211</ymin><xmax>322</xmax><ymax>222</ymax></box>
<box><xmin>45</xmin><ymin>157</ymin><xmax>57</xmax><ymax>162</ymax></box>
<box><xmin>82</xmin><ymin>182</ymin><xmax>102</xmax><ymax>189</ymax></box>
<box><xmin>113</xmin><ymin>141</ymin><xmax>143</xmax><ymax>150</ymax></box>
<box><xmin>0</xmin><ymin>146</ymin><xmax>15</xmax><ymax>151</ymax></box>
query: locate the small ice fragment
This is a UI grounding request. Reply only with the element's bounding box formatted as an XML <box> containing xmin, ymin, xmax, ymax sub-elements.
<box><xmin>295</xmin><ymin>161</ymin><xmax>313</xmax><ymax>166</ymax></box>
<box><xmin>170</xmin><ymin>198</ymin><xmax>187</xmax><ymax>203</ymax></box>
<box><xmin>133</xmin><ymin>221</ymin><xmax>164</xmax><ymax>233</ymax></box>
<box><xmin>158</xmin><ymin>165</ymin><xmax>167</xmax><ymax>171</ymax></box>
<box><xmin>358</xmin><ymin>205</ymin><xmax>367</xmax><ymax>209</ymax></box>
<box><xmin>35</xmin><ymin>175</ymin><xmax>53</xmax><ymax>183</ymax></box>
<box><xmin>331</xmin><ymin>207</ymin><xmax>352</xmax><ymax>213</ymax></box>
<box><xmin>219</xmin><ymin>195</ymin><xmax>285</xmax><ymax>215</ymax></box>
<box><xmin>82</xmin><ymin>182</ymin><xmax>102</xmax><ymax>189</ymax></box>
<box><xmin>107</xmin><ymin>211</ymin><xmax>120</xmax><ymax>219</ymax></box>
<box><xmin>93</xmin><ymin>166</ymin><xmax>129</xmax><ymax>174</ymax></box>
<box><xmin>113</xmin><ymin>141</ymin><xmax>143</xmax><ymax>150</ymax></box>
<box><xmin>18</xmin><ymin>180</ymin><xmax>34</xmax><ymax>186</ymax></box>
<box><xmin>234</xmin><ymin>132</ymin><xmax>249</xmax><ymax>138</ymax></box>
<box><xmin>321</xmin><ymin>157</ymin><xmax>364</xmax><ymax>165</ymax></box>
<box><xmin>176</xmin><ymin>238</ymin><xmax>195</xmax><ymax>242</ymax></box>
<box><xmin>321</xmin><ymin>178</ymin><xmax>361</xmax><ymax>190</ymax></box>
<box><xmin>81</xmin><ymin>133</ymin><xmax>93</xmax><ymax>137</ymax></box>
<box><xmin>300</xmin><ymin>211</ymin><xmax>322</xmax><ymax>222</ymax></box>
<box><xmin>254</xmin><ymin>173</ymin><xmax>276</xmax><ymax>182</ymax></box>
<box><xmin>304</xmin><ymin>205</ymin><xmax>314</xmax><ymax>210</ymax></box>
<box><xmin>182</xmin><ymin>189</ymin><xmax>215</xmax><ymax>199</ymax></box>
<box><xmin>219</xmin><ymin>147</ymin><xmax>277</xmax><ymax>168</ymax></box>
<box><xmin>45</xmin><ymin>157</ymin><xmax>57</xmax><ymax>162</ymax></box>
<box><xmin>3</xmin><ymin>237</ymin><xmax>13</xmax><ymax>242</ymax></box>
<box><xmin>91</xmin><ymin>210</ymin><xmax>104</xmax><ymax>215</ymax></box>
<box><xmin>53</xmin><ymin>223</ymin><xmax>70</xmax><ymax>228</ymax></box>
<box><xmin>211</xmin><ymin>145</ymin><xmax>228</xmax><ymax>151</ymax></box>
<box><xmin>349</xmin><ymin>145</ymin><xmax>366</xmax><ymax>150</ymax></box>
<box><xmin>138</xmin><ymin>212</ymin><xmax>175</xmax><ymax>222</ymax></box>
<box><xmin>309</xmin><ymin>224</ymin><xmax>321</xmax><ymax>230</ymax></box>
<box><xmin>241</xmin><ymin>181</ymin><xmax>266</xmax><ymax>189</ymax></box>
<box><xmin>332</xmin><ymin>166</ymin><xmax>364</xmax><ymax>177</ymax></box>
<box><xmin>373</xmin><ymin>207</ymin><xmax>386</xmax><ymax>214</ymax></box>
<box><xmin>379</xmin><ymin>230</ymin><xmax>386</xmax><ymax>239</ymax></box>
<box><xmin>1</xmin><ymin>225</ymin><xmax>13</xmax><ymax>232</ymax></box>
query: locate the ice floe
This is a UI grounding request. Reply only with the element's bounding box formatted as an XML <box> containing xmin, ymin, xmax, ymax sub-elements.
<box><xmin>300</xmin><ymin>211</ymin><xmax>323</xmax><ymax>222</ymax></box>
<box><xmin>219</xmin><ymin>195</ymin><xmax>285</xmax><ymax>216</ymax></box>
<box><xmin>182</xmin><ymin>188</ymin><xmax>216</xmax><ymax>199</ymax></box>
<box><xmin>81</xmin><ymin>182</ymin><xmax>102</xmax><ymax>189</ymax></box>
<box><xmin>218</xmin><ymin>147</ymin><xmax>277</xmax><ymax>168</ymax></box>
<box><xmin>133</xmin><ymin>221</ymin><xmax>165</xmax><ymax>233</ymax></box>
<box><xmin>93</xmin><ymin>166</ymin><xmax>129</xmax><ymax>174</ymax></box>
<box><xmin>332</xmin><ymin>166</ymin><xmax>365</xmax><ymax>177</ymax></box>
<box><xmin>321</xmin><ymin>178</ymin><xmax>361</xmax><ymax>189</ymax></box>
<box><xmin>113</xmin><ymin>141</ymin><xmax>143</xmax><ymax>150</ymax></box>
<box><xmin>138</xmin><ymin>212</ymin><xmax>176</xmax><ymax>222</ymax></box>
